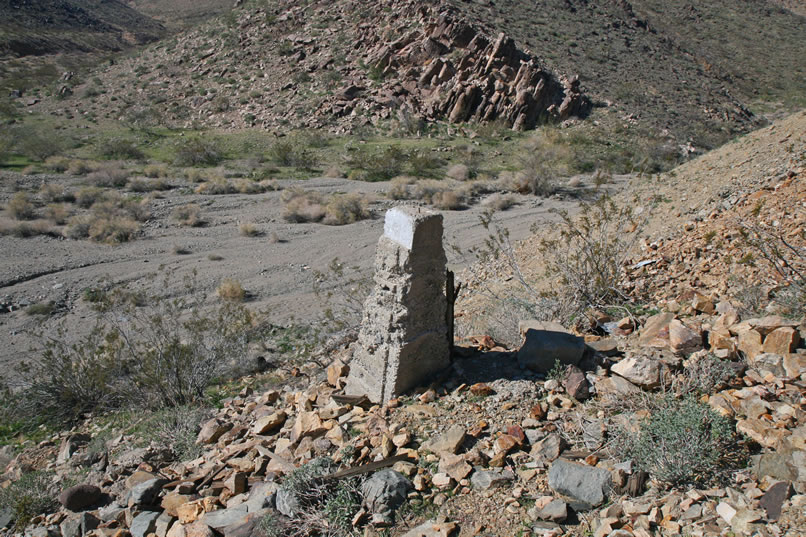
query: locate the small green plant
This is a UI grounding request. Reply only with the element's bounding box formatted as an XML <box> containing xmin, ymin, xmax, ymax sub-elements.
<box><xmin>547</xmin><ymin>358</ymin><xmax>566</xmax><ymax>382</ymax></box>
<box><xmin>0</xmin><ymin>470</ymin><xmax>58</xmax><ymax>530</ymax></box>
<box><xmin>677</xmin><ymin>354</ymin><xmax>738</xmax><ymax>395</ymax></box>
<box><xmin>25</xmin><ymin>302</ymin><xmax>56</xmax><ymax>316</ymax></box>
<box><xmin>613</xmin><ymin>396</ymin><xmax>735</xmax><ymax>486</ymax></box>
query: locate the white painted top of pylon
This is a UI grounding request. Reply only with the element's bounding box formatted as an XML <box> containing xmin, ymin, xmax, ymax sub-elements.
<box><xmin>384</xmin><ymin>207</ymin><xmax>418</xmax><ymax>249</ymax></box>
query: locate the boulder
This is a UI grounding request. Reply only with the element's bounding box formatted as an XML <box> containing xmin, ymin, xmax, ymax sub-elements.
<box><xmin>470</xmin><ymin>469</ymin><xmax>513</xmax><ymax>490</ymax></box>
<box><xmin>421</xmin><ymin>425</ymin><xmax>466</xmax><ymax>454</ymax></box>
<box><xmin>762</xmin><ymin>327</ymin><xmax>800</xmax><ymax>355</ymax></box>
<box><xmin>548</xmin><ymin>459</ymin><xmax>612</xmax><ymax>510</ymax></box>
<box><xmin>517</xmin><ymin>326</ymin><xmax>585</xmax><ymax>373</ymax></box>
<box><xmin>129</xmin><ymin>478</ymin><xmax>167</xmax><ymax>507</ymax></box>
<box><xmin>668</xmin><ymin>320</ymin><xmax>702</xmax><ymax>355</ymax></box>
<box><xmin>130</xmin><ymin>511</ymin><xmax>161</xmax><ymax>537</ymax></box>
<box><xmin>362</xmin><ymin>470</ymin><xmax>413</xmax><ymax>524</ymax></box>
<box><xmin>59</xmin><ymin>484</ymin><xmax>102</xmax><ymax>512</ymax></box>
<box><xmin>610</xmin><ymin>355</ymin><xmax>660</xmax><ymax>388</ymax></box>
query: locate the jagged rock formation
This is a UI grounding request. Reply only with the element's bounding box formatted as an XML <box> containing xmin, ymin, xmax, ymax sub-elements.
<box><xmin>339</xmin><ymin>13</ymin><xmax>586</xmax><ymax>130</ymax></box>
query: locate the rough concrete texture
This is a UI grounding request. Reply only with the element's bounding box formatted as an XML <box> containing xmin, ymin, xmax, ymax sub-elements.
<box><xmin>345</xmin><ymin>207</ymin><xmax>451</xmax><ymax>403</ymax></box>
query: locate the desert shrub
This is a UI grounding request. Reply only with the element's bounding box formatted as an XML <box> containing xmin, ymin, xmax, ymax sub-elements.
<box><xmin>481</xmin><ymin>193</ymin><xmax>516</xmax><ymax>211</ymax></box>
<box><xmin>269</xmin><ymin>457</ymin><xmax>366</xmax><ymax>537</ymax></box>
<box><xmin>217</xmin><ymin>278</ymin><xmax>246</xmax><ymax>301</ymax></box>
<box><xmin>39</xmin><ymin>183</ymin><xmax>74</xmax><ymax>203</ymax></box>
<box><xmin>738</xmin><ymin>222</ymin><xmax>805</xmax><ymax>317</ymax></box>
<box><xmin>128</xmin><ymin>178</ymin><xmax>171</xmax><ymax>192</ymax></box>
<box><xmin>75</xmin><ymin>187</ymin><xmax>106</xmax><ymax>208</ymax></box>
<box><xmin>143</xmin><ymin>164</ymin><xmax>168</xmax><ymax>178</ymax></box>
<box><xmin>145</xmin><ymin>405</ymin><xmax>207</xmax><ymax>461</ymax></box>
<box><xmin>45</xmin><ymin>203</ymin><xmax>71</xmax><ymax>225</ymax></box>
<box><xmin>408</xmin><ymin>149</ymin><xmax>443</xmax><ymax>178</ymax></box>
<box><xmin>172</xmin><ymin>204</ymin><xmax>203</xmax><ymax>227</ymax></box>
<box><xmin>239</xmin><ymin>223</ymin><xmax>261</xmax><ymax>236</ymax></box>
<box><xmin>324</xmin><ymin>193</ymin><xmax>371</xmax><ymax>225</ymax></box>
<box><xmin>387</xmin><ymin>176</ymin><xmax>416</xmax><ymax>200</ymax></box>
<box><xmin>446</xmin><ymin>163</ymin><xmax>470</xmax><ymax>181</ymax></box>
<box><xmin>64</xmin><ymin>215</ymin><xmax>93</xmax><ymax>239</ymax></box>
<box><xmin>268</xmin><ymin>139</ymin><xmax>312</xmax><ymax>168</ymax></box>
<box><xmin>536</xmin><ymin>195</ymin><xmax>642</xmax><ymax>317</ymax></box>
<box><xmin>346</xmin><ymin>145</ymin><xmax>406</xmax><ymax>182</ymax></box>
<box><xmin>612</xmin><ymin>396</ymin><xmax>735</xmax><ymax>486</ymax></box>
<box><xmin>25</xmin><ymin>302</ymin><xmax>56</xmax><ymax>316</ymax></box>
<box><xmin>282</xmin><ymin>188</ymin><xmax>326</xmax><ymax>223</ymax></box>
<box><xmin>195</xmin><ymin>178</ymin><xmax>236</xmax><ymax>195</ymax></box>
<box><xmin>97</xmin><ymin>138</ymin><xmax>145</xmax><ymax>160</ymax></box>
<box><xmin>13</xmin><ymin>274</ymin><xmax>257</xmax><ymax>422</ymax></box>
<box><xmin>0</xmin><ymin>471</ymin><xmax>59</xmax><ymax>530</ymax></box>
<box><xmin>431</xmin><ymin>189</ymin><xmax>465</xmax><ymax>210</ymax></box>
<box><xmin>174</xmin><ymin>137</ymin><xmax>222</xmax><ymax>167</ymax></box>
<box><xmin>313</xmin><ymin>258</ymin><xmax>372</xmax><ymax>333</ymax></box>
<box><xmin>87</xmin><ymin>167</ymin><xmax>130</xmax><ymax>187</ymax></box>
<box><xmin>43</xmin><ymin>156</ymin><xmax>70</xmax><ymax>173</ymax></box>
<box><xmin>184</xmin><ymin>168</ymin><xmax>210</xmax><ymax>183</ymax></box>
<box><xmin>67</xmin><ymin>159</ymin><xmax>96</xmax><ymax>176</ymax></box>
<box><xmin>7</xmin><ymin>192</ymin><xmax>36</xmax><ymax>219</ymax></box>
<box><xmin>88</xmin><ymin>215</ymin><xmax>139</xmax><ymax>244</ymax></box>
<box><xmin>1</xmin><ymin>220</ymin><xmax>57</xmax><ymax>238</ymax></box>
<box><xmin>13</xmin><ymin>125</ymin><xmax>62</xmax><ymax>161</ymax></box>
<box><xmin>676</xmin><ymin>353</ymin><xmax>738</xmax><ymax>395</ymax></box>
<box><xmin>233</xmin><ymin>178</ymin><xmax>268</xmax><ymax>194</ymax></box>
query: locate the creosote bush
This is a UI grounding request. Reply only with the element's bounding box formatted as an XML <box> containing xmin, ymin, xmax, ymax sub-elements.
<box><xmin>172</xmin><ymin>204</ymin><xmax>204</xmax><ymax>227</ymax></box>
<box><xmin>611</xmin><ymin>396</ymin><xmax>734</xmax><ymax>486</ymax></box>
<box><xmin>174</xmin><ymin>136</ymin><xmax>222</xmax><ymax>167</ymax></box>
<box><xmin>12</xmin><ymin>272</ymin><xmax>258</xmax><ymax>424</ymax></box>
<box><xmin>282</xmin><ymin>188</ymin><xmax>372</xmax><ymax>225</ymax></box>
<box><xmin>0</xmin><ymin>471</ymin><xmax>58</xmax><ymax>530</ymax></box>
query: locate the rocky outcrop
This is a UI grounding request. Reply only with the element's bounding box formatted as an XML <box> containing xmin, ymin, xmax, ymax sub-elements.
<box><xmin>334</xmin><ymin>11</ymin><xmax>586</xmax><ymax>130</ymax></box>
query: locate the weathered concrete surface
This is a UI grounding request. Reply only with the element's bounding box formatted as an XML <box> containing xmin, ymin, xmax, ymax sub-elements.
<box><xmin>345</xmin><ymin>207</ymin><xmax>451</xmax><ymax>403</ymax></box>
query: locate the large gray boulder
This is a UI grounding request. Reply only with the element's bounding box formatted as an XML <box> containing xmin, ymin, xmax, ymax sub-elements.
<box><xmin>548</xmin><ymin>459</ymin><xmax>612</xmax><ymax>510</ymax></box>
<box><xmin>362</xmin><ymin>470</ymin><xmax>413</xmax><ymax>524</ymax></box>
<box><xmin>130</xmin><ymin>511</ymin><xmax>161</xmax><ymax>537</ymax></box>
<box><xmin>517</xmin><ymin>324</ymin><xmax>584</xmax><ymax>374</ymax></box>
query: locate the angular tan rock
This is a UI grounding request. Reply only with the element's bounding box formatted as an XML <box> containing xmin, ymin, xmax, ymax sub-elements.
<box><xmin>669</xmin><ymin>320</ymin><xmax>702</xmax><ymax>355</ymax></box>
<box><xmin>162</xmin><ymin>494</ymin><xmax>195</xmax><ymax>517</ymax></box>
<box><xmin>196</xmin><ymin>419</ymin><xmax>232</xmax><ymax>445</ymax></box>
<box><xmin>737</xmin><ymin>329</ymin><xmax>764</xmax><ymax>360</ymax></box>
<box><xmin>253</xmin><ymin>411</ymin><xmax>286</xmax><ymax>435</ymax></box>
<box><xmin>736</xmin><ymin>419</ymin><xmax>791</xmax><ymax>449</ymax></box>
<box><xmin>290</xmin><ymin>411</ymin><xmax>326</xmax><ymax>444</ymax></box>
<box><xmin>783</xmin><ymin>353</ymin><xmax>806</xmax><ymax>378</ymax></box>
<box><xmin>422</xmin><ymin>425</ymin><xmax>466</xmax><ymax>454</ymax></box>
<box><xmin>762</xmin><ymin>327</ymin><xmax>800</xmax><ymax>355</ymax></box>
<box><xmin>637</xmin><ymin>312</ymin><xmax>675</xmax><ymax>348</ymax></box>
<box><xmin>327</xmin><ymin>360</ymin><xmax>349</xmax><ymax>387</ymax></box>
<box><xmin>611</xmin><ymin>356</ymin><xmax>660</xmax><ymax>388</ymax></box>
<box><xmin>438</xmin><ymin>453</ymin><xmax>472</xmax><ymax>481</ymax></box>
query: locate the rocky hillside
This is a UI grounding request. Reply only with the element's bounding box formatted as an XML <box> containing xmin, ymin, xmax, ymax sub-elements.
<box><xmin>40</xmin><ymin>0</ymin><xmax>585</xmax><ymax>133</ymax></box>
<box><xmin>0</xmin><ymin>0</ymin><xmax>165</xmax><ymax>58</ymax></box>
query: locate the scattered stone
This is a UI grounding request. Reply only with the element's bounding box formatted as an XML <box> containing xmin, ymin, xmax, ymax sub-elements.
<box><xmin>130</xmin><ymin>511</ymin><xmax>161</xmax><ymax>537</ymax></box>
<box><xmin>760</xmin><ymin>481</ymin><xmax>793</xmax><ymax>521</ymax></box>
<box><xmin>422</xmin><ymin>425</ymin><xmax>466</xmax><ymax>454</ymax></box>
<box><xmin>517</xmin><ymin>324</ymin><xmax>585</xmax><ymax>373</ymax></box>
<box><xmin>668</xmin><ymin>319</ymin><xmax>702</xmax><ymax>355</ymax></box>
<box><xmin>59</xmin><ymin>484</ymin><xmax>102</xmax><ymax>512</ymax></box>
<box><xmin>253</xmin><ymin>411</ymin><xmax>286</xmax><ymax>435</ymax></box>
<box><xmin>438</xmin><ymin>453</ymin><xmax>472</xmax><ymax>481</ymax></box>
<box><xmin>530</xmin><ymin>498</ymin><xmax>568</xmax><ymax>522</ymax></box>
<box><xmin>470</xmin><ymin>470</ymin><xmax>514</xmax><ymax>490</ymax></box>
<box><xmin>530</xmin><ymin>434</ymin><xmax>566</xmax><ymax>463</ymax></box>
<box><xmin>548</xmin><ymin>459</ymin><xmax>612</xmax><ymax>510</ymax></box>
<box><xmin>563</xmin><ymin>366</ymin><xmax>590</xmax><ymax>400</ymax></box>
<box><xmin>129</xmin><ymin>478</ymin><xmax>167</xmax><ymax>507</ymax></box>
<box><xmin>401</xmin><ymin>520</ymin><xmax>458</xmax><ymax>537</ymax></box>
<box><xmin>196</xmin><ymin>418</ymin><xmax>232</xmax><ymax>444</ymax></box>
<box><xmin>362</xmin><ymin>470</ymin><xmax>413</xmax><ymax>525</ymax></box>
<box><xmin>610</xmin><ymin>355</ymin><xmax>660</xmax><ymax>388</ymax></box>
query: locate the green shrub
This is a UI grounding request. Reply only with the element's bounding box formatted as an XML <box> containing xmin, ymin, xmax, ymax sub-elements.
<box><xmin>346</xmin><ymin>145</ymin><xmax>406</xmax><ymax>182</ymax></box>
<box><xmin>0</xmin><ymin>471</ymin><xmax>58</xmax><ymax>530</ymax></box>
<box><xmin>613</xmin><ymin>396</ymin><xmax>735</xmax><ymax>486</ymax></box>
<box><xmin>678</xmin><ymin>354</ymin><xmax>738</xmax><ymax>395</ymax></box>
<box><xmin>174</xmin><ymin>137</ymin><xmax>222</xmax><ymax>167</ymax></box>
<box><xmin>98</xmin><ymin>138</ymin><xmax>145</xmax><ymax>160</ymax></box>
<box><xmin>268</xmin><ymin>139</ymin><xmax>312</xmax><ymax>168</ymax></box>
<box><xmin>25</xmin><ymin>302</ymin><xmax>56</xmax><ymax>316</ymax></box>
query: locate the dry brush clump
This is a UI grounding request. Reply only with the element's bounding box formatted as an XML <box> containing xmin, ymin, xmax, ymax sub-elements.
<box><xmin>387</xmin><ymin>177</ymin><xmax>472</xmax><ymax>210</ymax></box>
<box><xmin>7</xmin><ymin>192</ymin><xmax>37</xmax><ymax>220</ymax></box>
<box><xmin>172</xmin><ymin>203</ymin><xmax>204</xmax><ymax>227</ymax></box>
<box><xmin>217</xmin><ymin>278</ymin><xmax>246</xmax><ymax>301</ymax></box>
<box><xmin>65</xmin><ymin>191</ymin><xmax>150</xmax><ymax>244</ymax></box>
<box><xmin>282</xmin><ymin>188</ymin><xmax>372</xmax><ymax>225</ymax></box>
<box><xmin>86</xmin><ymin>166</ymin><xmax>130</xmax><ymax>188</ymax></box>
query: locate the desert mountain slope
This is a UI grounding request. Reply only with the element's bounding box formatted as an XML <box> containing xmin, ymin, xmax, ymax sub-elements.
<box><xmin>0</xmin><ymin>0</ymin><xmax>166</xmax><ymax>58</ymax></box>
